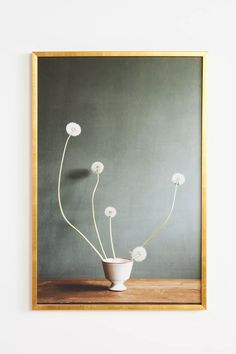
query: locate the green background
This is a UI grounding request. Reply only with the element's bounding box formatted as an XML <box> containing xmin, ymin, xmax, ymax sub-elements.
<box><xmin>38</xmin><ymin>56</ymin><xmax>202</xmax><ymax>279</ymax></box>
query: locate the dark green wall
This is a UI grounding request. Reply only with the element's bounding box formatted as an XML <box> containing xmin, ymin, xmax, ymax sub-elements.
<box><xmin>38</xmin><ymin>56</ymin><xmax>202</xmax><ymax>279</ymax></box>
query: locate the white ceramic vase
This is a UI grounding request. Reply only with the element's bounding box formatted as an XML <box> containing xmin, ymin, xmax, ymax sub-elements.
<box><xmin>102</xmin><ymin>258</ymin><xmax>133</xmax><ymax>291</ymax></box>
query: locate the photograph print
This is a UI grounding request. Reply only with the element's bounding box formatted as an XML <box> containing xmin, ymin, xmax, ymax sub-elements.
<box><xmin>32</xmin><ymin>51</ymin><xmax>206</xmax><ymax>310</ymax></box>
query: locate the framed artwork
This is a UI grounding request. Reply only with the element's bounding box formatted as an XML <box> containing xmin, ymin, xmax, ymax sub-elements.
<box><xmin>32</xmin><ymin>51</ymin><xmax>206</xmax><ymax>310</ymax></box>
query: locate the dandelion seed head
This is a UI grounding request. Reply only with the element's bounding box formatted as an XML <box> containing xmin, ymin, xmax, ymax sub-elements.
<box><xmin>66</xmin><ymin>122</ymin><xmax>81</xmax><ymax>137</ymax></box>
<box><xmin>91</xmin><ymin>161</ymin><xmax>104</xmax><ymax>174</ymax></box>
<box><xmin>104</xmin><ymin>206</ymin><xmax>117</xmax><ymax>218</ymax></box>
<box><xmin>131</xmin><ymin>246</ymin><xmax>147</xmax><ymax>262</ymax></box>
<box><xmin>172</xmin><ymin>173</ymin><xmax>185</xmax><ymax>186</ymax></box>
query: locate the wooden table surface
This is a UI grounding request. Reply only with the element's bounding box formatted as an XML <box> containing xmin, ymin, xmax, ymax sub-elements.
<box><xmin>37</xmin><ymin>278</ymin><xmax>201</xmax><ymax>304</ymax></box>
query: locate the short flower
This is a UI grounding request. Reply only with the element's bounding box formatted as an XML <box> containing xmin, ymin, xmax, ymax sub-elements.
<box><xmin>104</xmin><ymin>207</ymin><xmax>117</xmax><ymax>218</ymax></box>
<box><xmin>66</xmin><ymin>122</ymin><xmax>81</xmax><ymax>137</ymax></box>
<box><xmin>130</xmin><ymin>246</ymin><xmax>147</xmax><ymax>262</ymax></box>
<box><xmin>91</xmin><ymin>161</ymin><xmax>104</xmax><ymax>174</ymax></box>
<box><xmin>172</xmin><ymin>173</ymin><xmax>185</xmax><ymax>186</ymax></box>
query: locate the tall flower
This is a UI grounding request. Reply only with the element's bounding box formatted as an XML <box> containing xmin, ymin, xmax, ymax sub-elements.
<box><xmin>57</xmin><ymin>122</ymin><xmax>104</xmax><ymax>260</ymax></box>
<box><xmin>140</xmin><ymin>172</ymin><xmax>185</xmax><ymax>248</ymax></box>
<box><xmin>91</xmin><ymin>161</ymin><xmax>107</xmax><ymax>259</ymax></box>
<box><xmin>105</xmin><ymin>207</ymin><xmax>117</xmax><ymax>258</ymax></box>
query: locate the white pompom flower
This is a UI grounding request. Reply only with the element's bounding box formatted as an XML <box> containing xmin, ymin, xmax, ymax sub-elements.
<box><xmin>91</xmin><ymin>161</ymin><xmax>104</xmax><ymax>174</ymax></box>
<box><xmin>172</xmin><ymin>173</ymin><xmax>185</xmax><ymax>186</ymax></box>
<box><xmin>66</xmin><ymin>122</ymin><xmax>81</xmax><ymax>137</ymax></box>
<box><xmin>131</xmin><ymin>246</ymin><xmax>147</xmax><ymax>262</ymax></box>
<box><xmin>105</xmin><ymin>206</ymin><xmax>117</xmax><ymax>218</ymax></box>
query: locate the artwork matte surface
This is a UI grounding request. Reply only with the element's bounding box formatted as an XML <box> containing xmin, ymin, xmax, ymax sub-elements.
<box><xmin>32</xmin><ymin>52</ymin><xmax>206</xmax><ymax>310</ymax></box>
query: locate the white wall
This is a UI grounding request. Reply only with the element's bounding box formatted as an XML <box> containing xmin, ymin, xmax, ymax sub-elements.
<box><xmin>0</xmin><ymin>0</ymin><xmax>235</xmax><ymax>353</ymax></box>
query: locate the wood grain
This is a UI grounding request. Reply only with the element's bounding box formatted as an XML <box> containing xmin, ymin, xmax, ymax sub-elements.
<box><xmin>37</xmin><ymin>278</ymin><xmax>201</xmax><ymax>304</ymax></box>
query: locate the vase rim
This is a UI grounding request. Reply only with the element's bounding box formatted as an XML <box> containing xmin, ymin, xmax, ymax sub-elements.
<box><xmin>102</xmin><ymin>257</ymin><xmax>132</xmax><ymax>264</ymax></box>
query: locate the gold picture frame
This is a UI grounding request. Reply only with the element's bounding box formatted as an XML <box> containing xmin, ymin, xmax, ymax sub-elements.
<box><xmin>32</xmin><ymin>51</ymin><xmax>207</xmax><ymax>310</ymax></box>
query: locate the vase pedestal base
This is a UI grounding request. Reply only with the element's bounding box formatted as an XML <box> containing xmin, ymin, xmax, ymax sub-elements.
<box><xmin>109</xmin><ymin>281</ymin><xmax>127</xmax><ymax>291</ymax></box>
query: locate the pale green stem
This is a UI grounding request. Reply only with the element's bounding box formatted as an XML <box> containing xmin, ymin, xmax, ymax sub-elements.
<box><xmin>58</xmin><ymin>135</ymin><xmax>104</xmax><ymax>260</ymax></box>
<box><xmin>141</xmin><ymin>184</ymin><xmax>178</xmax><ymax>247</ymax></box>
<box><xmin>92</xmin><ymin>173</ymin><xmax>107</xmax><ymax>259</ymax></box>
<box><xmin>109</xmin><ymin>216</ymin><xmax>116</xmax><ymax>258</ymax></box>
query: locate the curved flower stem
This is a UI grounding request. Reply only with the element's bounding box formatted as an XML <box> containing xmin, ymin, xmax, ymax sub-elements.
<box><xmin>109</xmin><ymin>217</ymin><xmax>116</xmax><ymax>258</ymax></box>
<box><xmin>141</xmin><ymin>184</ymin><xmax>178</xmax><ymax>247</ymax></box>
<box><xmin>92</xmin><ymin>173</ymin><xmax>107</xmax><ymax>259</ymax></box>
<box><xmin>58</xmin><ymin>135</ymin><xmax>104</xmax><ymax>260</ymax></box>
